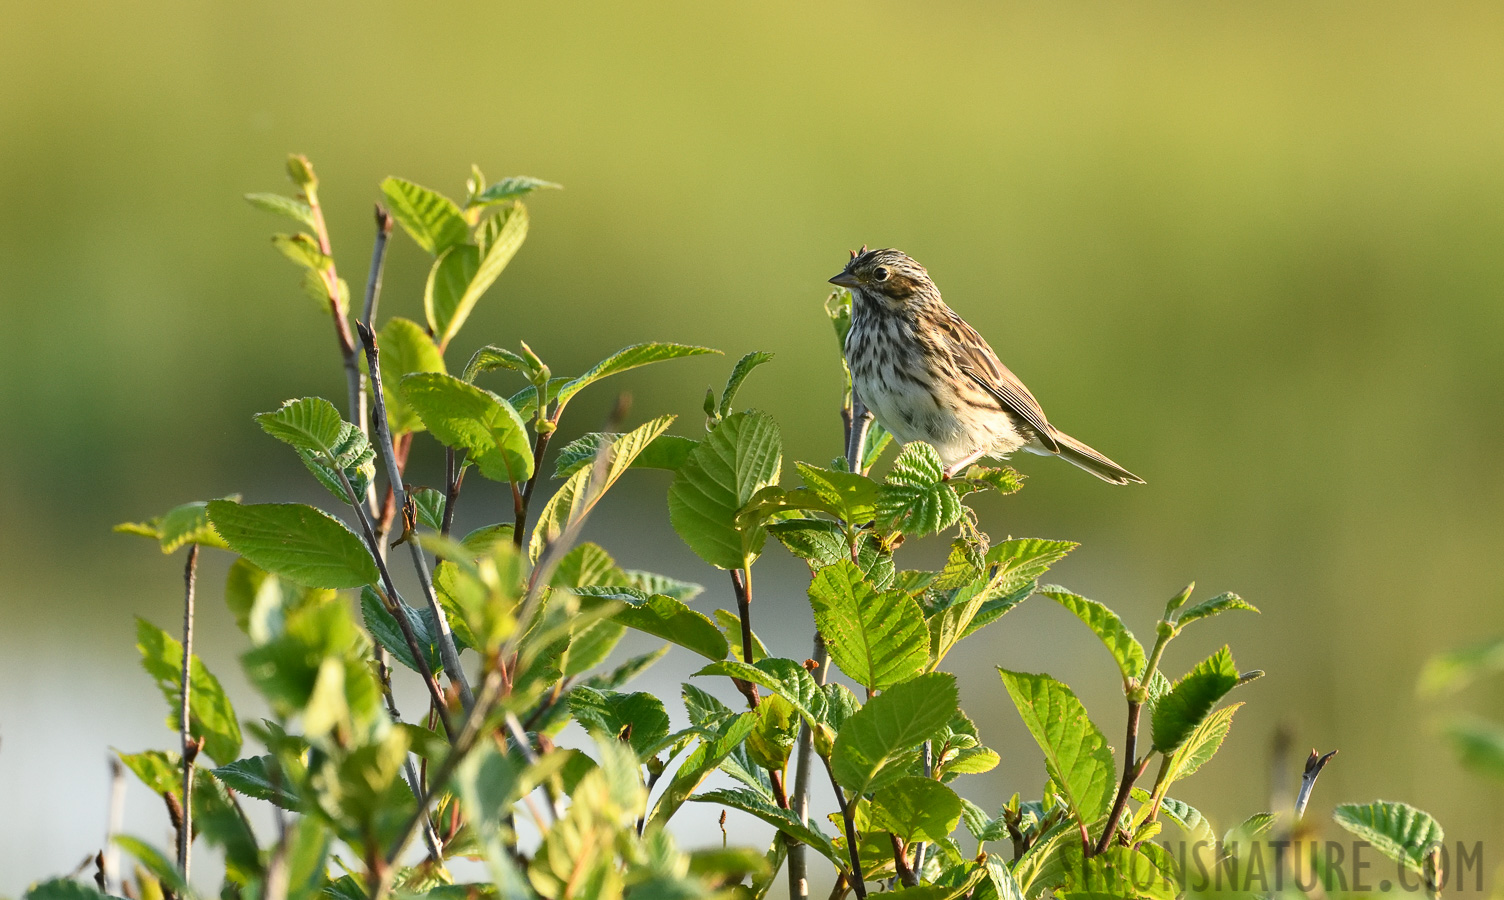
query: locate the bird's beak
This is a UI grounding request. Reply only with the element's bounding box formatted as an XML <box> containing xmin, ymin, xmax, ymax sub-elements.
<box><xmin>828</xmin><ymin>271</ymin><xmax>860</xmax><ymax>288</ymax></box>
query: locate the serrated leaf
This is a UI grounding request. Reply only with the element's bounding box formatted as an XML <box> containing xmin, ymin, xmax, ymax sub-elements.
<box><xmin>134</xmin><ymin>619</ymin><xmax>242</xmax><ymax>764</ymax></box>
<box><xmin>832</xmin><ymin>672</ymin><xmax>958</xmax><ymax>795</ymax></box>
<box><xmin>808</xmin><ymin>560</ymin><xmax>928</xmax><ymax>691</ymax></box>
<box><xmin>621</xmin><ymin>570</ymin><xmax>703</xmax><ymax>602</ymax></box>
<box><xmin>1131</xmin><ymin>788</ymin><xmax>1213</xmax><ymax>841</ymax></box>
<box><xmin>401</xmin><ymin>373</ymin><xmax>534</xmax><ymax>484</ymax></box>
<box><xmin>245</xmin><ymin>192</ymin><xmax>316</xmax><ymax>229</ymax></box>
<box><xmin>376</xmin><ymin>317</ymin><xmax>446</xmax><ymax>435</ymax></box>
<box><xmin>552</xmin><ymin>432</ymin><xmax>699</xmax><ymax>479</ymax></box>
<box><xmin>550</xmin><ymin>542</ymin><xmax>623</xmax><ymax>589</ymax></box>
<box><xmin>471</xmin><ymin>175</ymin><xmax>562</xmax><ymax>206</ymax></box>
<box><xmin>427</xmin><ymin>203</ymin><xmax>529</xmax><ymax>349</ymax></box>
<box><xmin>1332</xmin><ymin>801</ymin><xmax>1445</xmax><ymax>876</ymax></box>
<box><xmin>574</xmin><ymin>586</ymin><xmax>728</xmax><ymax>661</ymax></box>
<box><xmin>1040</xmin><ymin>587</ymin><xmax>1146</xmax><ymax>685</ymax></box>
<box><xmin>462</xmin><ymin>344</ymin><xmax>534</xmax><ymax>383</ymax></box>
<box><xmin>115</xmin><ymin>499</ymin><xmax>232</xmax><ymax>553</ymax></box>
<box><xmin>691</xmin><ymin>788</ymin><xmax>842</xmax><ymax>867</ymax></box>
<box><xmin>998</xmin><ymin>668</ymin><xmax>1114</xmax><ymax>828</ymax></box>
<box><xmin>410</xmin><ymin>487</ymin><xmax>446</xmax><ymax>531</ymax></box>
<box><xmin>796</xmin><ymin>462</ymin><xmax>881</xmax><ymax>524</ymax></box>
<box><xmin>207</xmin><ymin>500</ymin><xmax>378</xmax><ymax>589</ymax></box>
<box><xmin>531</xmin><ymin>416</ymin><xmax>676</xmax><ymax>559</ymax></box>
<box><xmin>668</xmin><ymin>411</ymin><xmax>782</xmax><ymax>570</ymax></box>
<box><xmin>1060</xmin><ymin>844</ymin><xmax>1177</xmax><ymax>900</ymax></box>
<box><xmin>569</xmin><ymin>688</ymin><xmax>671</xmax><ymax>760</ymax></box>
<box><xmin>381</xmin><ymin>177</ymin><xmax>468</xmax><ymax>254</ymax></box>
<box><xmin>876</xmin><ymin>443</ymin><xmax>962</xmax><ymax>536</ymax></box>
<box><xmin>1157</xmin><ymin>702</ymin><xmax>1241</xmax><ymax>795</ymax></box>
<box><xmin>556</xmin><ymin>342</ymin><xmax>720</xmax><ymax>409</ymax></box>
<box><xmin>694</xmin><ymin>658</ymin><xmax>827</xmax><ymax>725</ymax></box>
<box><xmin>359</xmin><ymin>586</ymin><xmax>468</xmax><ymax>674</ymax></box>
<box><xmin>213</xmin><ymin>755</ymin><xmax>300</xmax><ymax>810</ymax></box>
<box><xmin>1151</xmin><ymin>646</ymin><xmax>1240</xmax><ymax>753</ymax></box>
<box><xmin>272</xmin><ymin>233</ymin><xmax>330</xmax><ymax>271</ymax></box>
<box><xmin>865</xmin><ymin>776</ymin><xmax>963</xmax><ymax>843</ymax></box>
<box><xmin>650</xmin><ymin>712</ymin><xmax>759</xmax><ymax>828</ymax></box>
<box><xmin>715</xmin><ymin>608</ymin><xmax>768</xmax><ymax>662</ymax></box>
<box><xmin>1174</xmin><ymin>592</ymin><xmax>1258</xmax><ymax>629</ymax></box>
<box><xmin>255</xmin><ymin>397</ymin><xmax>375</xmax><ymax>501</ymax></box>
<box><xmin>718</xmin><ymin>350</ymin><xmax>775</xmax><ymax>418</ymax></box>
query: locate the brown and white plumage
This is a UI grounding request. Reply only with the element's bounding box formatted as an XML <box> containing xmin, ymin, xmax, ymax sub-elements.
<box><xmin>829</xmin><ymin>247</ymin><xmax>1144</xmax><ymax>485</ymax></box>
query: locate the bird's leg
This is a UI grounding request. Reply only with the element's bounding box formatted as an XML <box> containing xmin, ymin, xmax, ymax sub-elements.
<box><xmin>941</xmin><ymin>447</ymin><xmax>988</xmax><ymax>480</ymax></box>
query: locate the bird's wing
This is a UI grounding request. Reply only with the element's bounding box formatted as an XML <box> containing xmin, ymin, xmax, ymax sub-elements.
<box><xmin>939</xmin><ymin>309</ymin><xmax>1061</xmax><ymax>453</ymax></box>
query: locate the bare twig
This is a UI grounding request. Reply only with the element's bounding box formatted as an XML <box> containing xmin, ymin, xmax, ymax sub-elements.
<box><xmin>177</xmin><ymin>544</ymin><xmax>200</xmax><ymax>880</ymax></box>
<box><xmin>1093</xmin><ymin>702</ymin><xmax>1148</xmax><ymax>855</ymax></box>
<box><xmin>302</xmin><ymin>175</ymin><xmax>366</xmax><ymax>461</ymax></box>
<box><xmin>890</xmin><ymin>834</ymin><xmax>917</xmax><ymax>887</ymax></box>
<box><xmin>514</xmin><ymin>424</ymin><xmax>556</xmax><ymax>548</ymax></box>
<box><xmin>358</xmin><ymin>321</ymin><xmax>475</xmax><ymax>713</ymax></box>
<box><xmin>104</xmin><ymin>757</ymin><xmax>126</xmax><ymax>892</ymax></box>
<box><xmin>361</xmin><ymin>207</ymin><xmax>393</xmax><ymax>332</ymax></box>
<box><xmin>441</xmin><ymin>447</ymin><xmax>467</xmax><ymax>537</ymax></box>
<box><xmin>789</xmin><ymin>637</ymin><xmax>829</xmax><ymax>900</ymax></box>
<box><xmin>1294</xmin><ymin>749</ymin><xmax>1338</xmax><ymax>821</ymax></box>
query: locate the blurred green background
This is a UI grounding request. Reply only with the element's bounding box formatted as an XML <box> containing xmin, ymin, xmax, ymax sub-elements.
<box><xmin>4</xmin><ymin>0</ymin><xmax>1504</xmax><ymax>890</ymax></box>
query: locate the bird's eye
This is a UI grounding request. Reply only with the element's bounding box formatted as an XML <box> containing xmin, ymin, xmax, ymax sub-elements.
<box><xmin>873</xmin><ymin>266</ymin><xmax>890</xmax><ymax>282</ymax></box>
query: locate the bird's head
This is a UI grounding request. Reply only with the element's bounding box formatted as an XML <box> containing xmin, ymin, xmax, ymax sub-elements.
<box><xmin>828</xmin><ymin>247</ymin><xmax>935</xmax><ymax>311</ymax></box>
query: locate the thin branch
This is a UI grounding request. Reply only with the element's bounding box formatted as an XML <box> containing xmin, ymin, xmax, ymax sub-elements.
<box><xmin>358</xmin><ymin>321</ymin><xmax>475</xmax><ymax>712</ymax></box>
<box><xmin>824</xmin><ymin>758</ymin><xmax>867</xmax><ymax>900</ymax></box>
<box><xmin>729</xmin><ymin>567</ymin><xmax>761</xmax><ymax>709</ymax></box>
<box><xmin>889</xmin><ymin>834</ymin><xmax>917</xmax><ymax>887</ymax></box>
<box><xmin>789</xmin><ymin>637</ymin><xmax>829</xmax><ymax>900</ymax></box>
<box><xmin>1093</xmin><ymin>701</ymin><xmax>1145</xmax><ymax>855</ymax></box>
<box><xmin>513</xmin><ymin>424</ymin><xmax>556</xmax><ymax>548</ymax></box>
<box><xmin>1294</xmin><ymin>749</ymin><xmax>1338</xmax><ymax>821</ymax></box>
<box><xmin>441</xmin><ymin>447</ymin><xmax>467</xmax><ymax>537</ymax></box>
<box><xmin>361</xmin><ymin>207</ymin><xmax>393</xmax><ymax>331</ymax></box>
<box><xmin>305</xmin><ymin>184</ymin><xmax>365</xmax><ymax>467</ymax></box>
<box><xmin>103</xmin><ymin>756</ymin><xmax>126</xmax><ymax>893</ymax></box>
<box><xmin>177</xmin><ymin>545</ymin><xmax>200</xmax><ymax>880</ymax></box>
<box><xmin>332</xmin><ymin>463</ymin><xmax>455</xmax><ymax>740</ymax></box>
<box><xmin>374</xmin><ymin>645</ymin><xmax>444</xmax><ymax>863</ymax></box>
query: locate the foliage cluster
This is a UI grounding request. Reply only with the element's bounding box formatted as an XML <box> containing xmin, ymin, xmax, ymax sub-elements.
<box><xmin>20</xmin><ymin>158</ymin><xmax>1450</xmax><ymax>900</ymax></box>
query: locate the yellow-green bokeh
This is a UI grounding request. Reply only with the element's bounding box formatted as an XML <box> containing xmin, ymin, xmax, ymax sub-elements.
<box><xmin>3</xmin><ymin>0</ymin><xmax>1504</xmax><ymax>889</ymax></box>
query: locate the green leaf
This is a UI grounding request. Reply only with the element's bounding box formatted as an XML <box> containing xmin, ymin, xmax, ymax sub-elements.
<box><xmin>376</xmin><ymin>317</ymin><xmax>446</xmax><ymax>435</ymax></box>
<box><xmin>471</xmin><ymin>175</ymin><xmax>562</xmax><ymax>206</ymax></box>
<box><xmin>135</xmin><ymin>618</ymin><xmax>242</xmax><ymax>764</ymax></box>
<box><xmin>255</xmin><ymin>397</ymin><xmax>375</xmax><ymax>501</ymax></box>
<box><xmin>808</xmin><ymin>560</ymin><xmax>928</xmax><ymax>692</ymax></box>
<box><xmin>1332</xmin><ymin>801</ymin><xmax>1445</xmax><ymax>877</ymax></box>
<box><xmin>552</xmin><ymin>431</ymin><xmax>699</xmax><ymax>479</ymax></box>
<box><xmin>621</xmin><ymin>569</ymin><xmax>703</xmax><ymax>602</ymax></box>
<box><xmin>359</xmin><ymin>586</ymin><xmax>467</xmax><ymax>674</ymax></box>
<box><xmin>381</xmin><ymin>177</ymin><xmax>468</xmax><ymax>254</ymax></box>
<box><xmin>114</xmin><ymin>836</ymin><xmax>191</xmax><ymax>897</ymax></box>
<box><xmin>569</xmin><ymin>688</ymin><xmax>671</xmax><ymax>760</ymax></box>
<box><xmin>694</xmin><ymin>658</ymin><xmax>827</xmax><ymax>725</ymax></box>
<box><xmin>410</xmin><ymin>487</ymin><xmax>446</xmax><ymax>531</ymax></box>
<box><xmin>1157</xmin><ymin>702</ymin><xmax>1242</xmax><ymax>793</ymax></box>
<box><xmin>550</xmin><ymin>542</ymin><xmax>623</xmax><ymax>588</ymax></box>
<box><xmin>1419</xmin><ymin>638</ymin><xmax>1504</xmax><ymax>697</ymax></box>
<box><xmin>401</xmin><ymin>373</ymin><xmax>534</xmax><ymax>484</ymax></box>
<box><xmin>531</xmin><ymin>416</ymin><xmax>677</xmax><ymax>559</ymax></box>
<box><xmin>115</xmin><ymin>499</ymin><xmax>232</xmax><ymax>553</ymax></box>
<box><xmin>668</xmin><ymin>411</ymin><xmax>782</xmax><ymax>570</ymax></box>
<box><xmin>1443</xmin><ymin>715</ymin><xmax>1504</xmax><ymax>781</ymax></box>
<box><xmin>208</xmin><ymin>501</ymin><xmax>377</xmax><ymax>589</ymax></box>
<box><xmin>719</xmin><ymin>350</ymin><xmax>775</xmax><ymax>418</ymax></box>
<box><xmin>1151</xmin><ymin>646</ymin><xmax>1240</xmax><ymax>753</ymax></box>
<box><xmin>691</xmin><ymin>788</ymin><xmax>842</xmax><ymax>867</ymax></box>
<box><xmin>213</xmin><ymin>755</ymin><xmax>299</xmax><ymax>810</ymax></box>
<box><xmin>1039</xmin><ymin>587</ymin><xmax>1146</xmax><ymax>685</ymax></box>
<box><xmin>556</xmin><ymin>342</ymin><xmax>720</xmax><ymax>409</ymax></box>
<box><xmin>427</xmin><ymin>203</ymin><xmax>529</xmax><ymax>349</ymax></box>
<box><xmin>1060</xmin><ymin>844</ymin><xmax>1177</xmax><ymax>900</ymax></box>
<box><xmin>272</xmin><ymin>232</ymin><xmax>331</xmax><ymax>271</ymax></box>
<box><xmin>866</xmin><ymin>776</ymin><xmax>963</xmax><ymax>843</ymax></box>
<box><xmin>23</xmin><ymin>881</ymin><xmax>111</xmax><ymax>900</ymax></box>
<box><xmin>1174</xmin><ymin>592</ymin><xmax>1258</xmax><ymax>629</ymax></box>
<box><xmin>1130</xmin><ymin>789</ymin><xmax>1213</xmax><ymax>841</ymax></box>
<box><xmin>650</xmin><ymin>712</ymin><xmax>759</xmax><ymax>828</ymax></box>
<box><xmin>563</xmin><ymin>619</ymin><xmax>626</xmax><ymax>677</ymax></box>
<box><xmin>245</xmin><ymin>192</ymin><xmax>315</xmax><ymax>229</ymax></box>
<box><xmin>575</xmin><ymin>587</ymin><xmax>728</xmax><ymax>660</ymax></box>
<box><xmin>462</xmin><ymin>344</ymin><xmax>535</xmax><ymax>383</ymax></box>
<box><xmin>986</xmin><ymin>539</ymin><xmax>1078</xmax><ymax>595</ymax></box>
<box><xmin>715</xmin><ymin>608</ymin><xmax>768</xmax><ymax>662</ymax></box>
<box><xmin>997</xmin><ymin>668</ymin><xmax>1114</xmax><ymax>827</ymax></box>
<box><xmin>832</xmin><ymin>672</ymin><xmax>958</xmax><ymax>795</ymax></box>
<box><xmin>876</xmin><ymin>443</ymin><xmax>962</xmax><ymax>536</ymax></box>
<box><xmin>796</xmin><ymin>463</ymin><xmax>881</xmax><ymax>524</ymax></box>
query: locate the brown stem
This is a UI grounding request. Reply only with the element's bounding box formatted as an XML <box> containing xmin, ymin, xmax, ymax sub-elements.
<box><xmin>177</xmin><ymin>545</ymin><xmax>200</xmax><ymax>880</ymax></box>
<box><xmin>727</xmin><ymin>568</ymin><xmax>762</xmax><ymax>709</ymax></box>
<box><xmin>1093</xmin><ymin>700</ymin><xmax>1145</xmax><ymax>856</ymax></box>
<box><xmin>441</xmin><ymin>447</ymin><xmax>467</xmax><ymax>537</ymax></box>
<box><xmin>824</xmin><ymin>760</ymin><xmax>867</xmax><ymax>900</ymax></box>
<box><xmin>890</xmin><ymin>834</ymin><xmax>917</xmax><ymax>887</ymax></box>
<box><xmin>513</xmin><ymin>425</ymin><xmax>555</xmax><ymax>548</ymax></box>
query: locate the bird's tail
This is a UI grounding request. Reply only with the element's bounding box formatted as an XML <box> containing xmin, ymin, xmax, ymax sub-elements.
<box><xmin>1050</xmin><ymin>430</ymin><xmax>1145</xmax><ymax>485</ymax></box>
